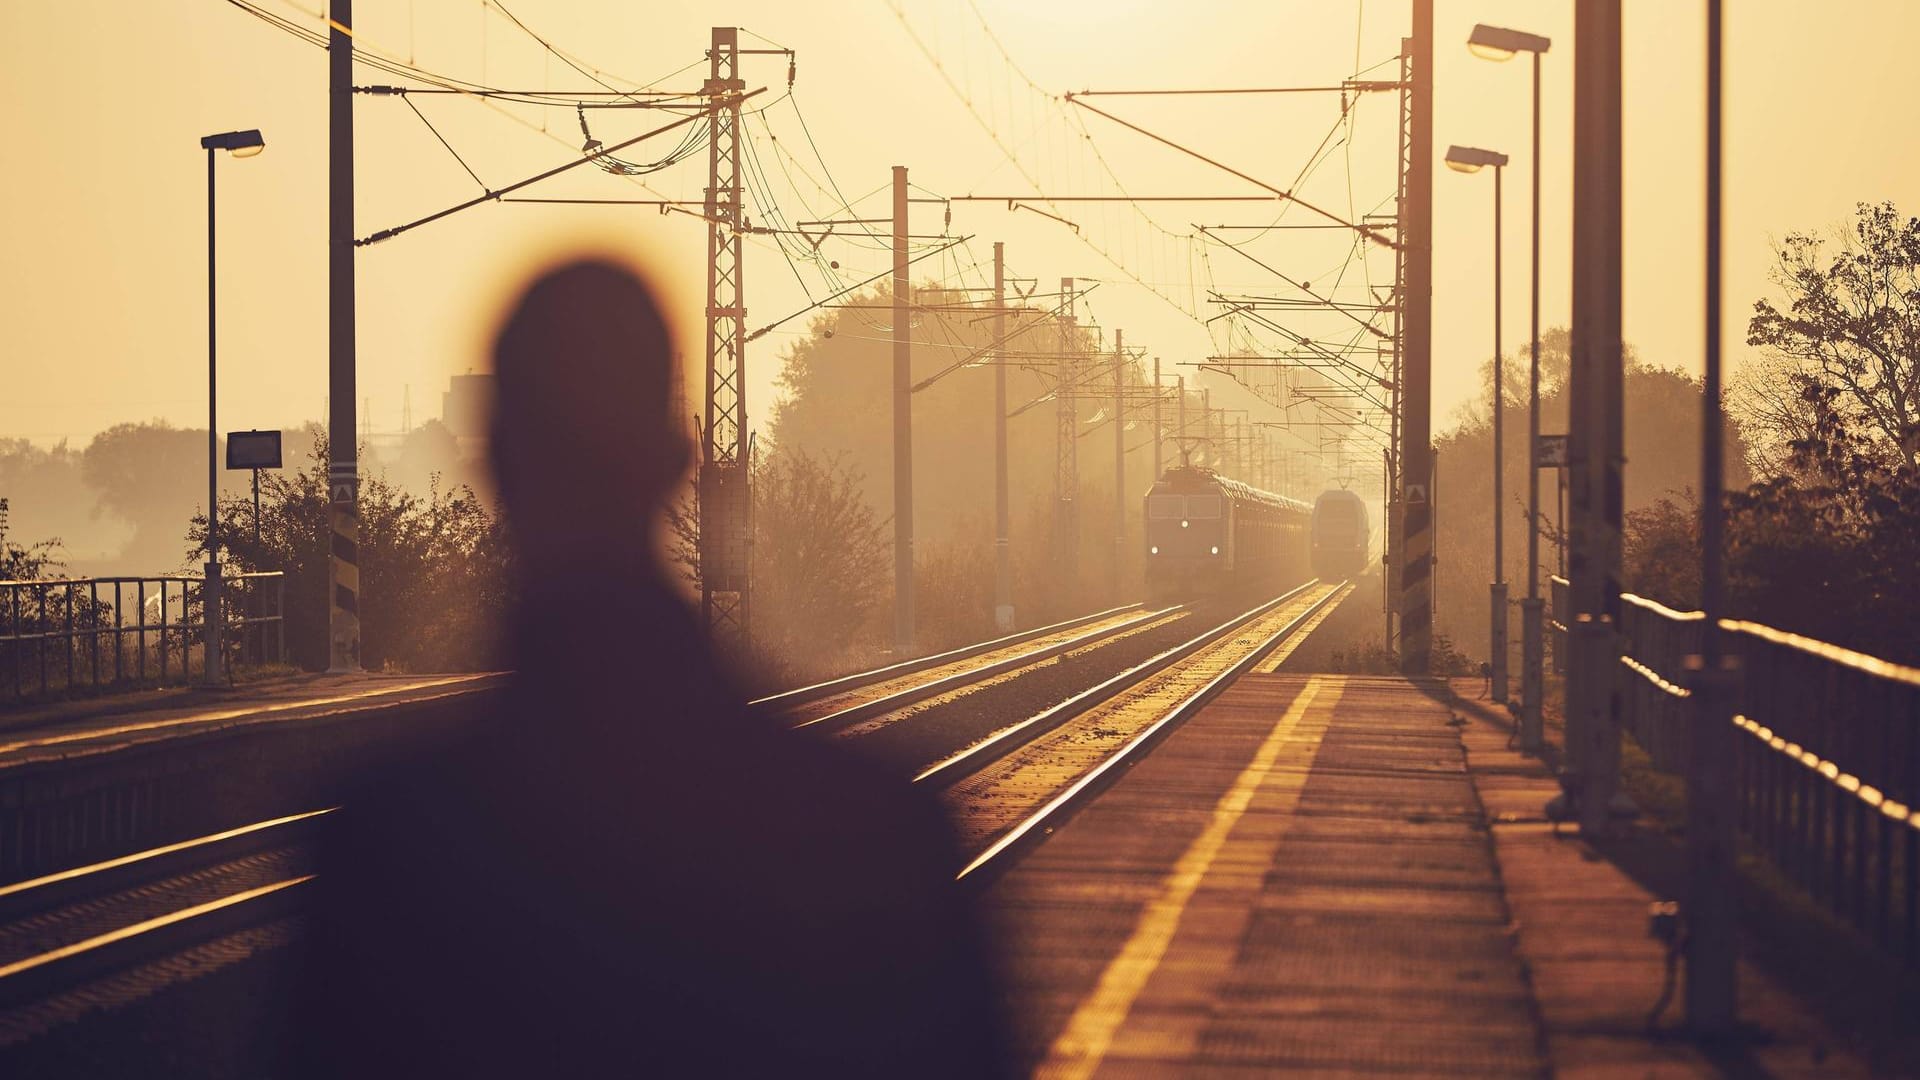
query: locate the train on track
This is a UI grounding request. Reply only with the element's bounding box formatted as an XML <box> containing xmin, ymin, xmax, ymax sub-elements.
<box><xmin>1143</xmin><ymin>466</ymin><xmax>1311</xmax><ymax>602</ymax></box>
<box><xmin>1143</xmin><ymin>466</ymin><xmax>1373</xmax><ymax>601</ymax></box>
<box><xmin>1309</xmin><ymin>488</ymin><xmax>1372</xmax><ymax>580</ymax></box>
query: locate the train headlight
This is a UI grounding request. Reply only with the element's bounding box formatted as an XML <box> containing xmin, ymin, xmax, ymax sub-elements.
<box><xmin>1150</xmin><ymin>546</ymin><xmax>1159</xmax><ymax>555</ymax></box>
<box><xmin>1181</xmin><ymin>520</ymin><xmax>1189</xmax><ymax>528</ymax></box>
<box><xmin>1210</xmin><ymin>546</ymin><xmax>1220</xmax><ymax>555</ymax></box>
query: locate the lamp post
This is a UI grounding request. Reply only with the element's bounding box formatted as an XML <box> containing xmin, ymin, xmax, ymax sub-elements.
<box><xmin>1445</xmin><ymin>144</ymin><xmax>1511</xmax><ymax>704</ymax></box>
<box><xmin>199</xmin><ymin>128</ymin><xmax>265</xmax><ymax>686</ymax></box>
<box><xmin>1469</xmin><ymin>22</ymin><xmax>1551</xmax><ymax>747</ymax></box>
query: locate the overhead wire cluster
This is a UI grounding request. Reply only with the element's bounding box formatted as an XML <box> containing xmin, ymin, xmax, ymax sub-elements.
<box><xmin>881</xmin><ymin>0</ymin><xmax>1402</xmax><ymax>475</ymax></box>
<box><xmin>223</xmin><ymin>0</ymin><xmax>1393</xmax><ymax>482</ymax></box>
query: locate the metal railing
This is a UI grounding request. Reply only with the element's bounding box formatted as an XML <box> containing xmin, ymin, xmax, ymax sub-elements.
<box><xmin>1548</xmin><ymin>575</ymin><xmax>1569</xmax><ymax>675</ymax></box>
<box><xmin>1550</xmin><ymin>578</ymin><xmax>1920</xmax><ymax>967</ymax></box>
<box><xmin>1</xmin><ymin>572</ymin><xmax>285</xmax><ymax>702</ymax></box>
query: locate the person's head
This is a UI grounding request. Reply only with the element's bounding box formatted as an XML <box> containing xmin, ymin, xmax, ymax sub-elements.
<box><xmin>489</xmin><ymin>258</ymin><xmax>690</xmax><ymax>560</ymax></box>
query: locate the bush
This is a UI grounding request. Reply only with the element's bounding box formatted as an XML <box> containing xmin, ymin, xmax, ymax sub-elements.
<box><xmin>188</xmin><ymin>432</ymin><xmax>515</xmax><ymax>673</ymax></box>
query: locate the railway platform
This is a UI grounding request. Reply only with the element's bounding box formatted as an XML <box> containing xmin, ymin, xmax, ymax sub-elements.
<box><xmin>985</xmin><ymin>673</ymin><xmax>1869</xmax><ymax>1078</ymax></box>
<box><xmin>0</xmin><ymin>672</ymin><xmax>503</xmax><ymax>769</ymax></box>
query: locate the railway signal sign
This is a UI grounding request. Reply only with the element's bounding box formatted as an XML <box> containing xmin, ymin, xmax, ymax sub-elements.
<box><xmin>1536</xmin><ymin>433</ymin><xmax>1569</xmax><ymax>468</ymax></box>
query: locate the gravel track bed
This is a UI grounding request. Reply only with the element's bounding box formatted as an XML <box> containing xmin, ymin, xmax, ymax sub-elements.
<box><xmin>0</xmin><ymin>847</ymin><xmax>310</xmax><ymax>966</ymax></box>
<box><xmin>827</xmin><ymin>596</ymin><xmax>1275</xmax><ymax>775</ymax></box>
<box><xmin>775</xmin><ymin>609</ymin><xmax>1152</xmax><ymax>727</ymax></box>
<box><xmin>939</xmin><ymin>585</ymin><xmax>1337</xmax><ymax>853</ymax></box>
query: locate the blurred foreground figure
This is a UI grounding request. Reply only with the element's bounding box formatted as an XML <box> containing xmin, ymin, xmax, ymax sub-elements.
<box><xmin>298</xmin><ymin>259</ymin><xmax>1011</xmax><ymax>1078</ymax></box>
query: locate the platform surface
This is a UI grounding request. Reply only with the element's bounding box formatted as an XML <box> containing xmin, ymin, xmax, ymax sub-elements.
<box><xmin>985</xmin><ymin>673</ymin><xmax>1867</xmax><ymax>1078</ymax></box>
<box><xmin>0</xmin><ymin>673</ymin><xmax>504</xmax><ymax>769</ymax></box>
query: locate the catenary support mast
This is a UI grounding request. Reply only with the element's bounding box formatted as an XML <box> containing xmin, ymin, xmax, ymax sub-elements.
<box><xmin>993</xmin><ymin>242</ymin><xmax>1013</xmax><ymax>631</ymax></box>
<box><xmin>327</xmin><ymin>0</ymin><xmax>361</xmax><ymax>672</ymax></box>
<box><xmin>699</xmin><ymin>26</ymin><xmax>751</xmax><ymax>644</ymax></box>
<box><xmin>1567</xmin><ymin>0</ymin><xmax>1626</xmax><ymax>834</ymax></box>
<box><xmin>1398</xmin><ymin>0</ymin><xmax>1435</xmax><ymax>673</ymax></box>
<box><xmin>892</xmin><ymin>165</ymin><xmax>915</xmax><ymax>652</ymax></box>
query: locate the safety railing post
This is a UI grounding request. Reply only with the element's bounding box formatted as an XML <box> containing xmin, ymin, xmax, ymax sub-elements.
<box><xmin>64</xmin><ymin>584</ymin><xmax>74</xmax><ymax>692</ymax></box>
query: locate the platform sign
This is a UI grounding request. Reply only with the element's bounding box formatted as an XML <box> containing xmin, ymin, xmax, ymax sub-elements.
<box><xmin>1535</xmin><ymin>434</ymin><xmax>1570</xmax><ymax>469</ymax></box>
<box><xmin>225</xmin><ymin>429</ymin><xmax>283</xmax><ymax>471</ymax></box>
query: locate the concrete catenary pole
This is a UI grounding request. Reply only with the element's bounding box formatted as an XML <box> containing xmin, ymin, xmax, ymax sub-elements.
<box><xmin>1568</xmin><ymin>0</ymin><xmax>1625</xmax><ymax>835</ymax></box>
<box><xmin>993</xmin><ymin>242</ymin><xmax>1013</xmax><ymax>631</ymax></box>
<box><xmin>892</xmin><ymin>165</ymin><xmax>915</xmax><ymax>653</ymax></box>
<box><xmin>1113</xmin><ymin>329</ymin><xmax>1126</xmax><ymax>600</ymax></box>
<box><xmin>326</xmin><ymin>0</ymin><xmax>361</xmax><ymax>672</ymax></box>
<box><xmin>1521</xmin><ymin>36</ymin><xmax>1550</xmax><ymax>749</ymax></box>
<box><xmin>1399</xmin><ymin>0</ymin><xmax>1435</xmax><ymax>674</ymax></box>
<box><xmin>1688</xmin><ymin>0</ymin><xmax>1738</xmax><ymax>1031</ymax></box>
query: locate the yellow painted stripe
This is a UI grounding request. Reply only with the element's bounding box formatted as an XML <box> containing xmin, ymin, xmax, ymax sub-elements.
<box><xmin>1038</xmin><ymin>676</ymin><xmax>1343</xmax><ymax>1079</ymax></box>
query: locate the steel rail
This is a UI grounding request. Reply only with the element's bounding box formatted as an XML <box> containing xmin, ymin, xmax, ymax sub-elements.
<box><xmin>0</xmin><ymin>810</ymin><xmax>330</xmax><ymax>1006</ymax></box>
<box><xmin>0</xmin><ymin>877</ymin><xmax>313</xmax><ymax>1007</ymax></box>
<box><xmin>955</xmin><ymin>580</ymin><xmax>1352</xmax><ymax>888</ymax></box>
<box><xmin>789</xmin><ymin>605</ymin><xmax>1184</xmax><ymax>733</ymax></box>
<box><xmin>749</xmin><ymin>603</ymin><xmax>1144</xmax><ymax>712</ymax></box>
<box><xmin>0</xmin><ymin>808</ymin><xmax>329</xmax><ymax>921</ymax></box>
<box><xmin>919</xmin><ymin>580</ymin><xmax>1321</xmax><ymax>789</ymax></box>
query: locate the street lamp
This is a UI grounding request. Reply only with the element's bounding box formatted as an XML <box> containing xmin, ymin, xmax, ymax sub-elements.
<box><xmin>1445</xmin><ymin>144</ymin><xmax>1511</xmax><ymax>705</ymax></box>
<box><xmin>1469</xmin><ymin>22</ymin><xmax>1551</xmax><ymax>748</ymax></box>
<box><xmin>200</xmin><ymin>128</ymin><xmax>265</xmax><ymax>686</ymax></box>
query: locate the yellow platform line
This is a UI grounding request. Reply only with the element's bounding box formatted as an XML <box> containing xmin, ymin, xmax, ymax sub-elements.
<box><xmin>1038</xmin><ymin>675</ymin><xmax>1345</xmax><ymax>1080</ymax></box>
<box><xmin>0</xmin><ymin>674</ymin><xmax>493</xmax><ymax>756</ymax></box>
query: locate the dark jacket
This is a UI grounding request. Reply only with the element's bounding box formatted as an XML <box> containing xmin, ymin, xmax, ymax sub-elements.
<box><xmin>297</xmin><ymin>576</ymin><xmax>1012</xmax><ymax>1078</ymax></box>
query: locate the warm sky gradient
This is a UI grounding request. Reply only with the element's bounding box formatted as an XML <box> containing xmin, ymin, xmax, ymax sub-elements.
<box><xmin>6</xmin><ymin>1</ymin><xmax>1917</xmax><ymax>455</ymax></box>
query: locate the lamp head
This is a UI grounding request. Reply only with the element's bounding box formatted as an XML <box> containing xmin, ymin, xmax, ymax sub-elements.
<box><xmin>1444</xmin><ymin>144</ymin><xmax>1509</xmax><ymax>174</ymax></box>
<box><xmin>201</xmin><ymin>129</ymin><xmax>266</xmax><ymax>157</ymax></box>
<box><xmin>1467</xmin><ymin>24</ymin><xmax>1551</xmax><ymax>61</ymax></box>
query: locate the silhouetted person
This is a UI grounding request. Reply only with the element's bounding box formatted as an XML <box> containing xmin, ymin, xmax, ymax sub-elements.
<box><xmin>297</xmin><ymin>259</ymin><xmax>1012</xmax><ymax>1078</ymax></box>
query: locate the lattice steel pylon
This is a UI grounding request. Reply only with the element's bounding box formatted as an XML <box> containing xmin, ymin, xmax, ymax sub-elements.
<box><xmin>1053</xmin><ymin>277</ymin><xmax>1079</xmax><ymax>583</ymax></box>
<box><xmin>698</xmin><ymin>26</ymin><xmax>751</xmax><ymax>644</ymax></box>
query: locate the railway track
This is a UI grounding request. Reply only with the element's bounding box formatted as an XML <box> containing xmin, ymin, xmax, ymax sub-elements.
<box><xmin>930</xmin><ymin>579</ymin><xmax>1353</xmax><ymax>885</ymax></box>
<box><xmin>752</xmin><ymin>603</ymin><xmax>1171</xmax><ymax>729</ymax></box>
<box><xmin>0</xmin><ymin>586</ymin><xmax>1350</xmax><ymax>1023</ymax></box>
<box><xmin>0</xmin><ymin>810</ymin><xmax>324</xmax><ymax>1041</ymax></box>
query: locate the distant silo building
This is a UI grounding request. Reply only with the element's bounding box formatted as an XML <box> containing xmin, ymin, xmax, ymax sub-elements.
<box><xmin>442</xmin><ymin>373</ymin><xmax>496</xmax><ymax>440</ymax></box>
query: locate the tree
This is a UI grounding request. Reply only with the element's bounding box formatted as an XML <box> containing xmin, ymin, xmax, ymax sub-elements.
<box><xmin>82</xmin><ymin>422</ymin><xmax>214</xmax><ymax>574</ymax></box>
<box><xmin>0</xmin><ymin>499</ymin><xmax>61</xmax><ymax>582</ymax></box>
<box><xmin>1621</xmin><ymin>491</ymin><xmax>1700</xmax><ymax>609</ymax></box>
<box><xmin>750</xmin><ymin>450</ymin><xmax>890</xmax><ymax>676</ymax></box>
<box><xmin>669</xmin><ymin>450</ymin><xmax>891</xmax><ymax>682</ymax></box>
<box><xmin>1747</xmin><ymin>201</ymin><xmax>1920</xmax><ymax>467</ymax></box>
<box><xmin>1723</xmin><ymin>382</ymin><xmax>1920</xmax><ymax>662</ymax></box>
<box><xmin>188</xmin><ymin>432</ymin><xmax>515</xmax><ymax>673</ymax></box>
<box><xmin>1431</xmin><ymin>330</ymin><xmax>1747</xmax><ymax>663</ymax></box>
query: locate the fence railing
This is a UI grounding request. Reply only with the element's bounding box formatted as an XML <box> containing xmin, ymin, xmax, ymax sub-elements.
<box><xmin>1549</xmin><ymin>575</ymin><xmax>1570</xmax><ymax>675</ymax></box>
<box><xmin>0</xmin><ymin>572</ymin><xmax>285</xmax><ymax>702</ymax></box>
<box><xmin>1549</xmin><ymin>577</ymin><xmax>1919</xmax><ymax>967</ymax></box>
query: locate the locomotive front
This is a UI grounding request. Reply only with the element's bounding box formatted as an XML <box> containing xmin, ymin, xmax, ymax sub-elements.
<box><xmin>1143</xmin><ymin>469</ymin><xmax>1232</xmax><ymax>601</ymax></box>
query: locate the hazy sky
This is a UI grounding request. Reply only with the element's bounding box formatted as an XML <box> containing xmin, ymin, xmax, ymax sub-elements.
<box><xmin>6</xmin><ymin>1</ymin><xmax>1917</xmax><ymax>455</ymax></box>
